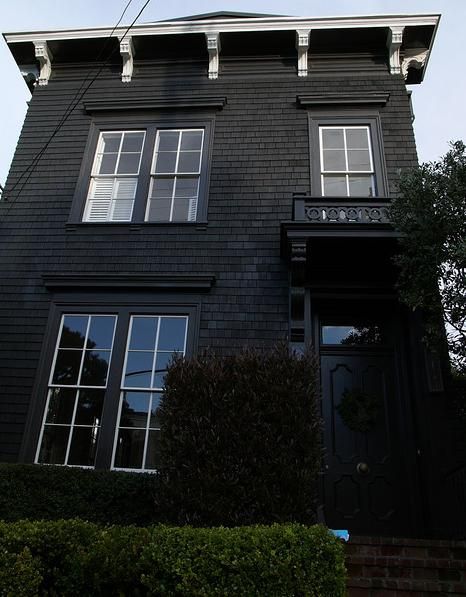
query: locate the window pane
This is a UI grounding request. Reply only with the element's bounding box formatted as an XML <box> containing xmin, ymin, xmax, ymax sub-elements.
<box><xmin>347</xmin><ymin>149</ymin><xmax>371</xmax><ymax>172</ymax></box>
<box><xmin>80</xmin><ymin>350</ymin><xmax>110</xmax><ymax>386</ymax></box>
<box><xmin>322</xmin><ymin>149</ymin><xmax>346</xmax><ymax>171</ymax></box>
<box><xmin>121</xmin><ymin>132</ymin><xmax>144</xmax><ymax>153</ymax></box>
<box><xmin>75</xmin><ymin>389</ymin><xmax>105</xmax><ymax>425</ymax></box>
<box><xmin>120</xmin><ymin>391</ymin><xmax>150</xmax><ymax>428</ymax></box>
<box><xmin>349</xmin><ymin>175</ymin><xmax>374</xmax><ymax>197</ymax></box>
<box><xmin>98</xmin><ymin>153</ymin><xmax>118</xmax><ymax>175</ymax></box>
<box><xmin>149</xmin><ymin>392</ymin><xmax>163</xmax><ymax>428</ymax></box>
<box><xmin>101</xmin><ymin>133</ymin><xmax>122</xmax><ymax>153</ymax></box>
<box><xmin>177</xmin><ymin>151</ymin><xmax>201</xmax><ymax>173</ymax></box>
<box><xmin>158</xmin><ymin>317</ymin><xmax>187</xmax><ymax>351</ymax></box>
<box><xmin>114</xmin><ymin>429</ymin><xmax>146</xmax><ymax>469</ymax></box>
<box><xmin>157</xmin><ymin>131</ymin><xmax>180</xmax><ymax>151</ymax></box>
<box><xmin>124</xmin><ymin>351</ymin><xmax>154</xmax><ymax>388</ymax></box>
<box><xmin>153</xmin><ymin>352</ymin><xmax>175</xmax><ymax>388</ymax></box>
<box><xmin>322</xmin><ymin>175</ymin><xmax>347</xmax><ymax>196</ymax></box>
<box><xmin>68</xmin><ymin>427</ymin><xmax>99</xmax><ymax>466</ymax></box>
<box><xmin>174</xmin><ymin>177</ymin><xmax>198</xmax><ymax>198</ymax></box>
<box><xmin>129</xmin><ymin>317</ymin><xmax>158</xmax><ymax>350</ymax></box>
<box><xmin>52</xmin><ymin>350</ymin><xmax>82</xmax><ymax>385</ymax></box>
<box><xmin>321</xmin><ymin>129</ymin><xmax>344</xmax><ymax>149</ymax></box>
<box><xmin>60</xmin><ymin>316</ymin><xmax>88</xmax><ymax>349</ymax></box>
<box><xmin>321</xmin><ymin>324</ymin><xmax>383</xmax><ymax>345</ymax></box>
<box><xmin>38</xmin><ymin>426</ymin><xmax>70</xmax><ymax>464</ymax></box>
<box><xmin>171</xmin><ymin>198</ymin><xmax>191</xmax><ymax>221</ymax></box>
<box><xmin>45</xmin><ymin>388</ymin><xmax>77</xmax><ymax>424</ymax></box>
<box><xmin>87</xmin><ymin>316</ymin><xmax>116</xmax><ymax>349</ymax></box>
<box><xmin>346</xmin><ymin>128</ymin><xmax>369</xmax><ymax>149</ymax></box>
<box><xmin>147</xmin><ymin>198</ymin><xmax>171</xmax><ymax>221</ymax></box>
<box><xmin>145</xmin><ymin>429</ymin><xmax>162</xmax><ymax>470</ymax></box>
<box><xmin>154</xmin><ymin>152</ymin><xmax>177</xmax><ymax>174</ymax></box>
<box><xmin>117</xmin><ymin>153</ymin><xmax>141</xmax><ymax>175</ymax></box>
<box><xmin>151</xmin><ymin>178</ymin><xmax>174</xmax><ymax>198</ymax></box>
<box><xmin>180</xmin><ymin>130</ymin><xmax>203</xmax><ymax>151</ymax></box>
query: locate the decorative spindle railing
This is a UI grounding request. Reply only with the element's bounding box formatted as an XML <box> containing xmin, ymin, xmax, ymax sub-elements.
<box><xmin>292</xmin><ymin>195</ymin><xmax>391</xmax><ymax>225</ymax></box>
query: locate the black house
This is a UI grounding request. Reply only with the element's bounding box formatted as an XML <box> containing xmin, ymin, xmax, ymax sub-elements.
<box><xmin>1</xmin><ymin>11</ymin><xmax>463</xmax><ymax>538</ymax></box>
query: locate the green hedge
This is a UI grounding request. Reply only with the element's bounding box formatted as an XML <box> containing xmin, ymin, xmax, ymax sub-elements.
<box><xmin>0</xmin><ymin>464</ymin><xmax>161</xmax><ymax>525</ymax></box>
<box><xmin>158</xmin><ymin>346</ymin><xmax>322</xmax><ymax>526</ymax></box>
<box><xmin>0</xmin><ymin>520</ymin><xmax>346</xmax><ymax>596</ymax></box>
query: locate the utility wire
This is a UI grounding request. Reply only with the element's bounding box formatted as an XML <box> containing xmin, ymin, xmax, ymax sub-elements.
<box><xmin>2</xmin><ymin>0</ymin><xmax>152</xmax><ymax>205</ymax></box>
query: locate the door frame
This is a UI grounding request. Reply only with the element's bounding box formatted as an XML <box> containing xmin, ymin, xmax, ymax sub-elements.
<box><xmin>305</xmin><ymin>289</ymin><xmax>424</xmax><ymax>536</ymax></box>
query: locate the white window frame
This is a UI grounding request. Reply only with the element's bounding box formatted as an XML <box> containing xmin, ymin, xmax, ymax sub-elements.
<box><xmin>319</xmin><ymin>125</ymin><xmax>375</xmax><ymax>197</ymax></box>
<box><xmin>83</xmin><ymin>130</ymin><xmax>145</xmax><ymax>222</ymax></box>
<box><xmin>111</xmin><ymin>315</ymin><xmax>189</xmax><ymax>472</ymax></box>
<box><xmin>35</xmin><ymin>313</ymin><xmax>117</xmax><ymax>467</ymax></box>
<box><xmin>145</xmin><ymin>128</ymin><xmax>205</xmax><ymax>223</ymax></box>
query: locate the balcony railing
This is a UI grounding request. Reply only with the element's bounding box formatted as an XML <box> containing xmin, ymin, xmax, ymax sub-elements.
<box><xmin>292</xmin><ymin>195</ymin><xmax>391</xmax><ymax>225</ymax></box>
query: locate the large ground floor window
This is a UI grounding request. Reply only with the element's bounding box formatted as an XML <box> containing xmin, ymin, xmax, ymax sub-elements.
<box><xmin>34</xmin><ymin>303</ymin><xmax>197</xmax><ymax>471</ymax></box>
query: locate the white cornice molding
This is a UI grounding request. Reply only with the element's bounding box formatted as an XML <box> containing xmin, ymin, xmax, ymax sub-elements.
<box><xmin>387</xmin><ymin>26</ymin><xmax>405</xmax><ymax>75</ymax></box>
<box><xmin>401</xmin><ymin>48</ymin><xmax>429</xmax><ymax>80</ymax></box>
<box><xmin>119</xmin><ymin>36</ymin><xmax>134</xmax><ymax>83</ymax></box>
<box><xmin>4</xmin><ymin>14</ymin><xmax>440</xmax><ymax>44</ymax></box>
<box><xmin>33</xmin><ymin>40</ymin><xmax>52</xmax><ymax>85</ymax></box>
<box><xmin>296</xmin><ymin>29</ymin><xmax>310</xmax><ymax>77</ymax></box>
<box><xmin>205</xmin><ymin>32</ymin><xmax>220</xmax><ymax>79</ymax></box>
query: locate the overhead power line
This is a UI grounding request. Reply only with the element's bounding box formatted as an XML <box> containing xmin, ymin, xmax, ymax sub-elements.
<box><xmin>2</xmin><ymin>0</ymin><xmax>152</xmax><ymax>206</ymax></box>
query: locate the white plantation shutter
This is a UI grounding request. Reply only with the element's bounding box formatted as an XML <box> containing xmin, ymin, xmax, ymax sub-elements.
<box><xmin>84</xmin><ymin>177</ymin><xmax>137</xmax><ymax>222</ymax></box>
<box><xmin>188</xmin><ymin>196</ymin><xmax>197</xmax><ymax>221</ymax></box>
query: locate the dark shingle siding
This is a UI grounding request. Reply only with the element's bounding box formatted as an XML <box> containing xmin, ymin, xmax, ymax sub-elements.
<box><xmin>0</xmin><ymin>57</ymin><xmax>418</xmax><ymax>460</ymax></box>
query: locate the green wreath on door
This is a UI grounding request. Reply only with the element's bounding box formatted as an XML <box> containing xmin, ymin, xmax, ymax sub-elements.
<box><xmin>336</xmin><ymin>388</ymin><xmax>382</xmax><ymax>433</ymax></box>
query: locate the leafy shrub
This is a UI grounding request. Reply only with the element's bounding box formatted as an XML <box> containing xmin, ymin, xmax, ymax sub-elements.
<box><xmin>0</xmin><ymin>520</ymin><xmax>346</xmax><ymax>596</ymax></box>
<box><xmin>158</xmin><ymin>346</ymin><xmax>322</xmax><ymax>526</ymax></box>
<box><xmin>0</xmin><ymin>464</ymin><xmax>160</xmax><ymax>525</ymax></box>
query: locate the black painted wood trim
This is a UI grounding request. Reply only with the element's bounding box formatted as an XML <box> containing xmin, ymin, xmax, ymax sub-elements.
<box><xmin>297</xmin><ymin>92</ymin><xmax>389</xmax><ymax>107</ymax></box>
<box><xmin>83</xmin><ymin>97</ymin><xmax>227</xmax><ymax>113</ymax></box>
<box><xmin>42</xmin><ymin>273</ymin><xmax>216</xmax><ymax>291</ymax></box>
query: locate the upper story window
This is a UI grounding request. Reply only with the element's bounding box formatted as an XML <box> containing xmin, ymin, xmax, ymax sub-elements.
<box><xmin>84</xmin><ymin>131</ymin><xmax>145</xmax><ymax>222</ymax></box>
<box><xmin>308</xmin><ymin>112</ymin><xmax>388</xmax><ymax>198</ymax></box>
<box><xmin>319</xmin><ymin>126</ymin><xmax>375</xmax><ymax>197</ymax></box>
<box><xmin>73</xmin><ymin>118</ymin><xmax>213</xmax><ymax>225</ymax></box>
<box><xmin>147</xmin><ymin>129</ymin><xmax>204</xmax><ymax>222</ymax></box>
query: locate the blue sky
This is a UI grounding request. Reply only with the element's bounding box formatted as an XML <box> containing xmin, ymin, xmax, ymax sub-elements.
<box><xmin>1</xmin><ymin>0</ymin><xmax>465</xmax><ymax>185</ymax></box>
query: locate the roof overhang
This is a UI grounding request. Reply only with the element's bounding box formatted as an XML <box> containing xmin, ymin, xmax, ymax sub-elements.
<box><xmin>3</xmin><ymin>12</ymin><xmax>440</xmax><ymax>86</ymax></box>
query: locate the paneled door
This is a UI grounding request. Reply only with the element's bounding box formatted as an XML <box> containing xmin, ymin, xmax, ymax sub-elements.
<box><xmin>320</xmin><ymin>320</ymin><xmax>412</xmax><ymax>535</ymax></box>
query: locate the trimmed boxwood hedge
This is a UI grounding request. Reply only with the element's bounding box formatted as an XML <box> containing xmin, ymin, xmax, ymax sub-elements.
<box><xmin>0</xmin><ymin>464</ymin><xmax>161</xmax><ymax>525</ymax></box>
<box><xmin>0</xmin><ymin>520</ymin><xmax>346</xmax><ymax>596</ymax></box>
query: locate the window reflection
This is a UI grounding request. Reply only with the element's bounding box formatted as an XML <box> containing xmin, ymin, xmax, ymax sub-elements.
<box><xmin>321</xmin><ymin>324</ymin><xmax>383</xmax><ymax>345</ymax></box>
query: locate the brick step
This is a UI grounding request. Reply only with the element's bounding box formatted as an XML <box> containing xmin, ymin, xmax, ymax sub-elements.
<box><xmin>345</xmin><ymin>536</ymin><xmax>466</xmax><ymax>596</ymax></box>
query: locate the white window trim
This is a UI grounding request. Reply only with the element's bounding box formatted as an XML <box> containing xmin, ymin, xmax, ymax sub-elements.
<box><xmin>111</xmin><ymin>315</ymin><xmax>188</xmax><ymax>472</ymax></box>
<box><xmin>319</xmin><ymin>125</ymin><xmax>375</xmax><ymax>197</ymax></box>
<box><xmin>145</xmin><ymin>129</ymin><xmax>205</xmax><ymax>223</ymax></box>
<box><xmin>35</xmin><ymin>314</ymin><xmax>117</xmax><ymax>466</ymax></box>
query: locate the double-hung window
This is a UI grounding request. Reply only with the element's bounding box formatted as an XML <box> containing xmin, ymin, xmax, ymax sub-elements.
<box><xmin>308</xmin><ymin>112</ymin><xmax>387</xmax><ymax>198</ymax></box>
<box><xmin>319</xmin><ymin>126</ymin><xmax>375</xmax><ymax>197</ymax></box>
<box><xmin>147</xmin><ymin>129</ymin><xmax>204</xmax><ymax>222</ymax></box>
<box><xmin>85</xmin><ymin>131</ymin><xmax>145</xmax><ymax>222</ymax></box>
<box><xmin>76</xmin><ymin>119</ymin><xmax>212</xmax><ymax>224</ymax></box>
<box><xmin>35</xmin><ymin>306</ymin><xmax>194</xmax><ymax>470</ymax></box>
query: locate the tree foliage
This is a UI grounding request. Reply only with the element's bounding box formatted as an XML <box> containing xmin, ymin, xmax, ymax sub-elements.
<box><xmin>390</xmin><ymin>141</ymin><xmax>466</xmax><ymax>373</ymax></box>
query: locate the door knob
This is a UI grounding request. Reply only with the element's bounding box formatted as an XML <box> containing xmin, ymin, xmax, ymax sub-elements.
<box><xmin>356</xmin><ymin>462</ymin><xmax>370</xmax><ymax>475</ymax></box>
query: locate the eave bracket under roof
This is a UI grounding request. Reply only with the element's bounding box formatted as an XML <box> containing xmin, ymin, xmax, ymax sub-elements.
<box><xmin>206</xmin><ymin>32</ymin><xmax>221</xmax><ymax>79</ymax></box>
<box><xmin>296</xmin><ymin>29</ymin><xmax>310</xmax><ymax>77</ymax></box>
<box><xmin>119</xmin><ymin>36</ymin><xmax>134</xmax><ymax>83</ymax></box>
<box><xmin>33</xmin><ymin>40</ymin><xmax>52</xmax><ymax>85</ymax></box>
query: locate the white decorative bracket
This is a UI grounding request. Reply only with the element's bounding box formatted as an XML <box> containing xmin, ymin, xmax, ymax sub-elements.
<box><xmin>296</xmin><ymin>29</ymin><xmax>311</xmax><ymax>77</ymax></box>
<box><xmin>119</xmin><ymin>36</ymin><xmax>134</xmax><ymax>83</ymax></box>
<box><xmin>401</xmin><ymin>48</ymin><xmax>429</xmax><ymax>80</ymax></box>
<box><xmin>206</xmin><ymin>33</ymin><xmax>221</xmax><ymax>80</ymax></box>
<box><xmin>33</xmin><ymin>40</ymin><xmax>53</xmax><ymax>86</ymax></box>
<box><xmin>387</xmin><ymin>26</ymin><xmax>404</xmax><ymax>75</ymax></box>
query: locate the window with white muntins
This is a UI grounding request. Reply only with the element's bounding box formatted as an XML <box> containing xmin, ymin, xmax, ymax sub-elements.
<box><xmin>319</xmin><ymin>126</ymin><xmax>375</xmax><ymax>197</ymax></box>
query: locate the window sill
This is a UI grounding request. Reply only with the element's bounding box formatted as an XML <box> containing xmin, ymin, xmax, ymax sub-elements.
<box><xmin>65</xmin><ymin>220</ymin><xmax>209</xmax><ymax>231</ymax></box>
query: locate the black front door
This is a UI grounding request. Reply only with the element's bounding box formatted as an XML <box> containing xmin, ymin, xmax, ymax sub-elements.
<box><xmin>319</xmin><ymin>315</ymin><xmax>415</xmax><ymax>536</ymax></box>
